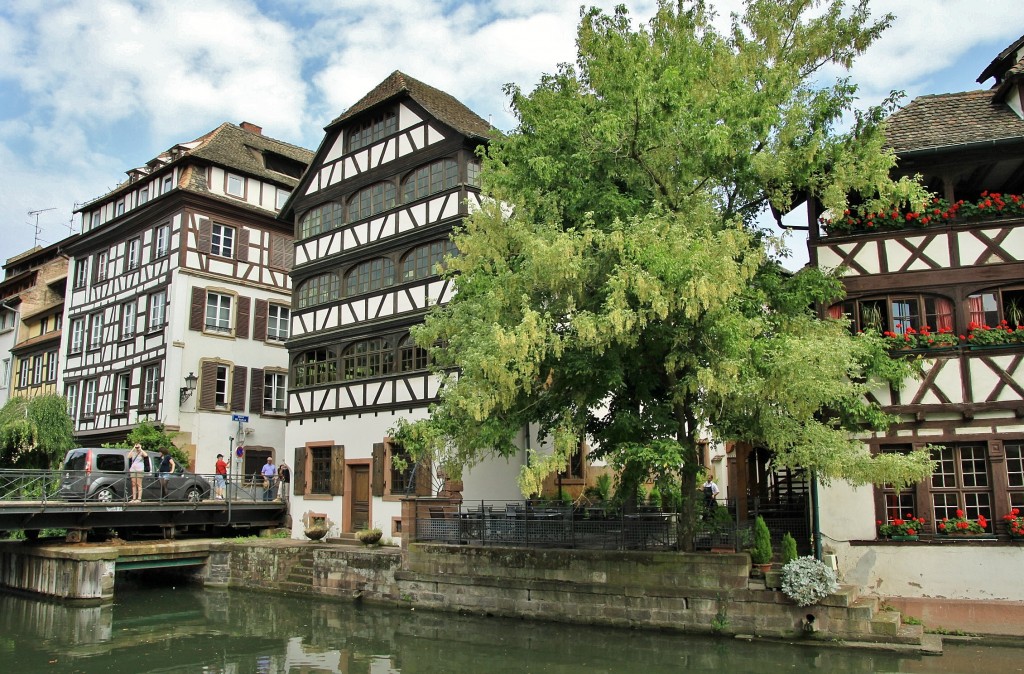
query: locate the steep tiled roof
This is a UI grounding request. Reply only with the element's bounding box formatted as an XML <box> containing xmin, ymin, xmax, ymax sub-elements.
<box><xmin>885</xmin><ymin>90</ymin><xmax>1024</xmax><ymax>154</ymax></box>
<box><xmin>327</xmin><ymin>71</ymin><xmax>492</xmax><ymax>140</ymax></box>
<box><xmin>186</xmin><ymin>122</ymin><xmax>313</xmax><ymax>185</ymax></box>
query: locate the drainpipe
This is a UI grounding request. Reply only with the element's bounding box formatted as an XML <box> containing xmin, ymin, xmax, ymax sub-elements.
<box><xmin>811</xmin><ymin>470</ymin><xmax>822</xmax><ymax>560</ymax></box>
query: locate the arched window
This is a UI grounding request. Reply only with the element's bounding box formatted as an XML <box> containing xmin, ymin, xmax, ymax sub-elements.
<box><xmin>342</xmin><ymin>338</ymin><xmax>395</xmax><ymax>380</ymax></box>
<box><xmin>830</xmin><ymin>294</ymin><xmax>955</xmax><ymax>334</ymax></box>
<box><xmin>348</xmin><ymin>182</ymin><xmax>397</xmax><ymax>222</ymax></box>
<box><xmin>299</xmin><ymin>202</ymin><xmax>344</xmax><ymax>239</ymax></box>
<box><xmin>402</xmin><ymin>159</ymin><xmax>459</xmax><ymax>203</ymax></box>
<box><xmin>401</xmin><ymin>239</ymin><xmax>458</xmax><ymax>282</ymax></box>
<box><xmin>296</xmin><ymin>272</ymin><xmax>340</xmax><ymax>309</ymax></box>
<box><xmin>344</xmin><ymin>258</ymin><xmax>395</xmax><ymax>297</ymax></box>
<box><xmin>967</xmin><ymin>286</ymin><xmax>1024</xmax><ymax>328</ymax></box>
<box><xmin>399</xmin><ymin>335</ymin><xmax>428</xmax><ymax>372</ymax></box>
<box><xmin>294</xmin><ymin>348</ymin><xmax>338</xmax><ymax>387</ymax></box>
<box><xmin>347</xmin><ymin>109</ymin><xmax>397</xmax><ymax>153</ymax></box>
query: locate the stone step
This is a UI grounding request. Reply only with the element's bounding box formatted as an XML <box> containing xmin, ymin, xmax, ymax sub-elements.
<box><xmin>326</xmin><ymin>536</ymin><xmax>365</xmax><ymax>547</ymax></box>
<box><xmin>848</xmin><ymin>597</ymin><xmax>880</xmax><ymax>620</ymax></box>
<box><xmin>870</xmin><ymin>610</ymin><xmax>902</xmax><ymax>637</ymax></box>
<box><xmin>819</xmin><ymin>585</ymin><xmax>861</xmax><ymax>608</ymax></box>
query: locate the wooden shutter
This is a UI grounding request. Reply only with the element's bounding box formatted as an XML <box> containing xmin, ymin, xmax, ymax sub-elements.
<box><xmin>236</xmin><ymin>296</ymin><xmax>251</xmax><ymax>339</ymax></box>
<box><xmin>249</xmin><ymin>367</ymin><xmax>264</xmax><ymax>415</ymax></box>
<box><xmin>198</xmin><ymin>217</ymin><xmax>212</xmax><ymax>253</ymax></box>
<box><xmin>253</xmin><ymin>299</ymin><xmax>268</xmax><ymax>341</ymax></box>
<box><xmin>415</xmin><ymin>457</ymin><xmax>432</xmax><ymax>496</ymax></box>
<box><xmin>330</xmin><ymin>445</ymin><xmax>345</xmax><ymax>496</ymax></box>
<box><xmin>198</xmin><ymin>360</ymin><xmax>218</xmax><ymax>410</ymax></box>
<box><xmin>371</xmin><ymin>442</ymin><xmax>386</xmax><ymax>497</ymax></box>
<box><xmin>270</xmin><ymin>234</ymin><xmax>289</xmax><ymax>270</ymax></box>
<box><xmin>189</xmin><ymin>287</ymin><xmax>205</xmax><ymax>331</ymax></box>
<box><xmin>236</xmin><ymin>227</ymin><xmax>249</xmax><ymax>261</ymax></box>
<box><xmin>231</xmin><ymin>365</ymin><xmax>247</xmax><ymax>411</ymax></box>
<box><xmin>293</xmin><ymin>447</ymin><xmax>306</xmax><ymax>496</ymax></box>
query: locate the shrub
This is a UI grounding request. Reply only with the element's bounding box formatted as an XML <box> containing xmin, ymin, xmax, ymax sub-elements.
<box><xmin>750</xmin><ymin>515</ymin><xmax>773</xmax><ymax>565</ymax></box>
<box><xmin>648</xmin><ymin>485</ymin><xmax>662</xmax><ymax>509</ymax></box>
<box><xmin>595</xmin><ymin>473</ymin><xmax>612</xmax><ymax>501</ymax></box>
<box><xmin>781</xmin><ymin>532</ymin><xmax>798</xmax><ymax>565</ymax></box>
<box><xmin>781</xmin><ymin>557</ymin><xmax>839</xmax><ymax>607</ymax></box>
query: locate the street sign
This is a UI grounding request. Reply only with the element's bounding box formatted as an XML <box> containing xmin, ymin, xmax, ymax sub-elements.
<box><xmin>231</xmin><ymin>414</ymin><xmax>249</xmax><ymax>422</ymax></box>
<box><xmin>235</xmin><ymin>446</ymin><xmax>245</xmax><ymax>458</ymax></box>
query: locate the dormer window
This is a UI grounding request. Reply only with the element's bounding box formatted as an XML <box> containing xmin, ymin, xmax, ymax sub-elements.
<box><xmin>116</xmin><ymin>200</ymin><xmax>125</xmax><ymax>216</ymax></box>
<box><xmin>347</xmin><ymin>109</ymin><xmax>397</xmax><ymax>153</ymax></box>
<box><xmin>226</xmin><ymin>173</ymin><xmax>245</xmax><ymax>198</ymax></box>
<box><xmin>162</xmin><ymin>175</ymin><xmax>173</xmax><ymax>194</ymax></box>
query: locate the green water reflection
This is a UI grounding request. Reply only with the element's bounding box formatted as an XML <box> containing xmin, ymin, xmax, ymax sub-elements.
<box><xmin>0</xmin><ymin>578</ymin><xmax>1018</xmax><ymax>673</ymax></box>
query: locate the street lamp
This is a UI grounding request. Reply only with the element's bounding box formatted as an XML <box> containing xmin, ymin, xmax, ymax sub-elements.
<box><xmin>179</xmin><ymin>371</ymin><xmax>198</xmax><ymax>404</ymax></box>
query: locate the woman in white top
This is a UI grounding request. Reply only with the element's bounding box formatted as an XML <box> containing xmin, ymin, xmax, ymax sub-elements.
<box><xmin>128</xmin><ymin>444</ymin><xmax>147</xmax><ymax>502</ymax></box>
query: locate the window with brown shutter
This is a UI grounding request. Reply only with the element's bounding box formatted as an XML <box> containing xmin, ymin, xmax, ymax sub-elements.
<box><xmin>236</xmin><ymin>228</ymin><xmax>249</xmax><ymax>261</ymax></box>
<box><xmin>330</xmin><ymin>445</ymin><xmax>345</xmax><ymax>496</ymax></box>
<box><xmin>189</xmin><ymin>287</ymin><xmax>205</xmax><ymax>331</ymax></box>
<box><xmin>253</xmin><ymin>299</ymin><xmax>268</xmax><ymax>341</ymax></box>
<box><xmin>249</xmin><ymin>367</ymin><xmax>264</xmax><ymax>414</ymax></box>
<box><xmin>371</xmin><ymin>443</ymin><xmax>385</xmax><ymax>497</ymax></box>
<box><xmin>270</xmin><ymin>234</ymin><xmax>291</xmax><ymax>270</ymax></box>
<box><xmin>198</xmin><ymin>360</ymin><xmax>219</xmax><ymax>410</ymax></box>
<box><xmin>293</xmin><ymin>447</ymin><xmax>306</xmax><ymax>496</ymax></box>
<box><xmin>231</xmin><ymin>365</ymin><xmax>247</xmax><ymax>411</ymax></box>
<box><xmin>236</xmin><ymin>296</ymin><xmax>251</xmax><ymax>339</ymax></box>
<box><xmin>198</xmin><ymin>217</ymin><xmax>212</xmax><ymax>253</ymax></box>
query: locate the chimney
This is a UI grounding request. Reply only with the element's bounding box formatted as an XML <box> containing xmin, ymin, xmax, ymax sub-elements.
<box><xmin>240</xmin><ymin>121</ymin><xmax>262</xmax><ymax>135</ymax></box>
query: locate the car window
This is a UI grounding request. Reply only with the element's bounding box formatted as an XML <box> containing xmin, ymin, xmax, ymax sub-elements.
<box><xmin>63</xmin><ymin>450</ymin><xmax>87</xmax><ymax>471</ymax></box>
<box><xmin>96</xmin><ymin>454</ymin><xmax>126</xmax><ymax>472</ymax></box>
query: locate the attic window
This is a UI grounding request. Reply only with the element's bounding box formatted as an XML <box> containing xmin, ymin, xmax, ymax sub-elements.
<box><xmin>347</xmin><ymin>108</ymin><xmax>397</xmax><ymax>153</ymax></box>
<box><xmin>263</xmin><ymin>151</ymin><xmax>305</xmax><ymax>179</ymax></box>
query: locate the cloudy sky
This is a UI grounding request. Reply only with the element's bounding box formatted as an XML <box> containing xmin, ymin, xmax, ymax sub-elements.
<box><xmin>1</xmin><ymin>0</ymin><xmax>1023</xmax><ymax>269</ymax></box>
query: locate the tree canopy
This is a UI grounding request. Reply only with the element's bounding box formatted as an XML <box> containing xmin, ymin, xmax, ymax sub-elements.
<box><xmin>0</xmin><ymin>394</ymin><xmax>76</xmax><ymax>469</ymax></box>
<box><xmin>393</xmin><ymin>0</ymin><xmax>933</xmax><ymax>503</ymax></box>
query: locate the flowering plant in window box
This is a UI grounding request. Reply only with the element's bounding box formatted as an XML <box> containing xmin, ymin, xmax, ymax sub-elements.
<box><xmin>880</xmin><ymin>330</ymin><xmax>918</xmax><ymax>350</ymax></box>
<box><xmin>1003</xmin><ymin>509</ymin><xmax>1024</xmax><ymax>538</ymax></box>
<box><xmin>917</xmin><ymin>326</ymin><xmax>959</xmax><ymax>349</ymax></box>
<box><xmin>937</xmin><ymin>510</ymin><xmax>988</xmax><ymax>535</ymax></box>
<box><xmin>878</xmin><ymin>513</ymin><xmax>925</xmax><ymax>539</ymax></box>
<box><xmin>963</xmin><ymin>321</ymin><xmax>1014</xmax><ymax>346</ymax></box>
<box><xmin>820</xmin><ymin>192</ymin><xmax>1024</xmax><ymax>236</ymax></box>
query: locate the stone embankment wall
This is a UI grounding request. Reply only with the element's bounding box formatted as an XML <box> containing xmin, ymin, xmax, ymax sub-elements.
<box><xmin>214</xmin><ymin>541</ymin><xmax>906</xmax><ymax>643</ymax></box>
<box><xmin>0</xmin><ymin>541</ymin><xmax>114</xmax><ymax>604</ymax></box>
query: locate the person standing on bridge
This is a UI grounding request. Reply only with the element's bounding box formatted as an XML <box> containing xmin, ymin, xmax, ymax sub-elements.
<box><xmin>261</xmin><ymin>456</ymin><xmax>277</xmax><ymax>501</ymax></box>
<box><xmin>158</xmin><ymin>448</ymin><xmax>176</xmax><ymax>499</ymax></box>
<box><xmin>277</xmin><ymin>460</ymin><xmax>290</xmax><ymax>504</ymax></box>
<box><xmin>128</xmin><ymin>444</ymin><xmax>147</xmax><ymax>502</ymax></box>
<box><xmin>215</xmin><ymin>453</ymin><xmax>228</xmax><ymax>500</ymax></box>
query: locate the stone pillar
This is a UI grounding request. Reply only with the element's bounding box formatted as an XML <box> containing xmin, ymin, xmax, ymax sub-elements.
<box><xmin>401</xmin><ymin>497</ymin><xmax>418</xmax><ymax>551</ymax></box>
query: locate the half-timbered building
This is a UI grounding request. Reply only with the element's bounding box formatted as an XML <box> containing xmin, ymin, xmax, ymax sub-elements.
<box><xmin>812</xmin><ymin>36</ymin><xmax>1024</xmax><ymax>627</ymax></box>
<box><xmin>61</xmin><ymin>122</ymin><xmax>312</xmax><ymax>474</ymax></box>
<box><xmin>283</xmin><ymin>72</ymin><xmax>531</xmax><ymax>540</ymax></box>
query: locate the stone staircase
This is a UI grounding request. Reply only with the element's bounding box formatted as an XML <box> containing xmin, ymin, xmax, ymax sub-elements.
<box><xmin>278</xmin><ymin>550</ymin><xmax>316</xmax><ymax>594</ymax></box>
<box><xmin>816</xmin><ymin>585</ymin><xmax>941</xmax><ymax>653</ymax></box>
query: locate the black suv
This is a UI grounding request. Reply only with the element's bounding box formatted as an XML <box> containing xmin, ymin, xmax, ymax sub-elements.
<box><xmin>58</xmin><ymin>448</ymin><xmax>212</xmax><ymax>503</ymax></box>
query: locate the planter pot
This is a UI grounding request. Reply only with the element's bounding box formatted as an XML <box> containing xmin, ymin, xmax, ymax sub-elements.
<box><xmin>356</xmin><ymin>529</ymin><xmax>383</xmax><ymax>546</ymax></box>
<box><xmin>753</xmin><ymin>562</ymin><xmax>772</xmax><ymax>576</ymax></box>
<box><xmin>304</xmin><ymin>525</ymin><xmax>328</xmax><ymax>541</ymax></box>
<box><xmin>889</xmin><ymin>535</ymin><xmax>919</xmax><ymax>541</ymax></box>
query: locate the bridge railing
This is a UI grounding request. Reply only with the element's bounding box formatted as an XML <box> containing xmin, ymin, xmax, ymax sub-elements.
<box><xmin>0</xmin><ymin>470</ymin><xmax>62</xmax><ymax>503</ymax></box>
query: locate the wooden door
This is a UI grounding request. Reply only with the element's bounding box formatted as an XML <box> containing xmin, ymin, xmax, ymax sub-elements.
<box><xmin>351</xmin><ymin>466</ymin><xmax>370</xmax><ymax>531</ymax></box>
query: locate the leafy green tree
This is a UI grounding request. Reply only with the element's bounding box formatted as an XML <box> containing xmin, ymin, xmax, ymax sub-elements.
<box><xmin>393</xmin><ymin>0</ymin><xmax>933</xmax><ymax>545</ymax></box>
<box><xmin>105</xmin><ymin>419</ymin><xmax>190</xmax><ymax>470</ymax></box>
<box><xmin>0</xmin><ymin>394</ymin><xmax>76</xmax><ymax>468</ymax></box>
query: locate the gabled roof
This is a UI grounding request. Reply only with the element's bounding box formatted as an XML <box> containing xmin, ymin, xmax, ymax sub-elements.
<box><xmin>885</xmin><ymin>90</ymin><xmax>1024</xmax><ymax>154</ymax></box>
<box><xmin>978</xmin><ymin>34</ymin><xmax>1024</xmax><ymax>85</ymax></box>
<box><xmin>326</xmin><ymin>70</ymin><xmax>492</xmax><ymax>140</ymax></box>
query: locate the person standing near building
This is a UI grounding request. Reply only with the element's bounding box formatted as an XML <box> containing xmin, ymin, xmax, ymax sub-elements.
<box><xmin>158</xmin><ymin>448</ymin><xmax>176</xmax><ymax>500</ymax></box>
<box><xmin>214</xmin><ymin>453</ymin><xmax>228</xmax><ymax>500</ymax></box>
<box><xmin>277</xmin><ymin>460</ymin><xmax>290</xmax><ymax>504</ymax></box>
<box><xmin>702</xmin><ymin>474</ymin><xmax>720</xmax><ymax>515</ymax></box>
<box><xmin>261</xmin><ymin>456</ymin><xmax>277</xmax><ymax>501</ymax></box>
<box><xmin>127</xmin><ymin>444</ymin><xmax>147</xmax><ymax>502</ymax></box>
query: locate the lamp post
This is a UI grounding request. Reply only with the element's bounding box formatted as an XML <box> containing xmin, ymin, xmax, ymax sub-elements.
<box><xmin>179</xmin><ymin>371</ymin><xmax>198</xmax><ymax>404</ymax></box>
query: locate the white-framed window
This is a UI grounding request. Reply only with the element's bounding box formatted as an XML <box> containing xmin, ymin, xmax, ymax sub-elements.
<box><xmin>17</xmin><ymin>359</ymin><xmax>29</xmax><ymax>388</ymax></box>
<box><xmin>31</xmin><ymin>355</ymin><xmax>42</xmax><ymax>386</ymax></box>
<box><xmin>65</xmin><ymin>383</ymin><xmax>78</xmax><ymax>420</ymax></box>
<box><xmin>264</xmin><ymin>371</ymin><xmax>286</xmax><ymax>413</ymax></box>
<box><xmin>114</xmin><ymin>373</ymin><xmax>130</xmax><ymax>414</ymax></box>
<box><xmin>139</xmin><ymin>186</ymin><xmax>149</xmax><ymax>205</ymax></box>
<box><xmin>149</xmin><ymin>290</ymin><xmax>167</xmax><ymax>329</ymax></box>
<box><xmin>162</xmin><ymin>174</ymin><xmax>173</xmax><ymax>194</ymax></box>
<box><xmin>90</xmin><ymin>212</ymin><xmax>100</xmax><ymax>228</ymax></box>
<box><xmin>116</xmin><ymin>200</ymin><xmax>125</xmax><ymax>216</ymax></box>
<box><xmin>88</xmin><ymin>311</ymin><xmax>103</xmax><ymax>349</ymax></box>
<box><xmin>215</xmin><ymin>364</ymin><xmax>229</xmax><ymax>407</ymax></box>
<box><xmin>74</xmin><ymin>258</ymin><xmax>88</xmax><ymax>288</ymax></box>
<box><xmin>46</xmin><ymin>350</ymin><xmax>57</xmax><ymax>382</ymax></box>
<box><xmin>276</xmin><ymin>188</ymin><xmax>290</xmax><ymax>210</ymax></box>
<box><xmin>211</xmin><ymin>224</ymin><xmax>234</xmax><ymax>258</ymax></box>
<box><xmin>121</xmin><ymin>300</ymin><xmax>136</xmax><ymax>339</ymax></box>
<box><xmin>267</xmin><ymin>304</ymin><xmax>289</xmax><ymax>341</ymax></box>
<box><xmin>0</xmin><ymin>358</ymin><xmax>9</xmax><ymax>388</ymax></box>
<box><xmin>154</xmin><ymin>224</ymin><xmax>169</xmax><ymax>258</ymax></box>
<box><xmin>226</xmin><ymin>173</ymin><xmax>245</xmax><ymax>198</ymax></box>
<box><xmin>83</xmin><ymin>379</ymin><xmax>98</xmax><ymax>418</ymax></box>
<box><xmin>0</xmin><ymin>310</ymin><xmax>13</xmax><ymax>331</ymax></box>
<box><xmin>70</xmin><ymin>317</ymin><xmax>85</xmax><ymax>353</ymax></box>
<box><xmin>143</xmin><ymin>364</ymin><xmax>160</xmax><ymax>408</ymax></box>
<box><xmin>126</xmin><ymin>237</ymin><xmax>140</xmax><ymax>270</ymax></box>
<box><xmin>205</xmin><ymin>292</ymin><xmax>233</xmax><ymax>332</ymax></box>
<box><xmin>53</xmin><ymin>313</ymin><xmax>62</xmax><ymax>331</ymax></box>
<box><xmin>95</xmin><ymin>250</ymin><xmax>109</xmax><ymax>282</ymax></box>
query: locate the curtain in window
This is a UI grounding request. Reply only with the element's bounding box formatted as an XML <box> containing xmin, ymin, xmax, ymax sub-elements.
<box><xmin>968</xmin><ymin>295</ymin><xmax>985</xmax><ymax>326</ymax></box>
<box><xmin>827</xmin><ymin>304</ymin><xmax>844</xmax><ymax>319</ymax></box>
<box><xmin>935</xmin><ymin>298</ymin><xmax>953</xmax><ymax>331</ymax></box>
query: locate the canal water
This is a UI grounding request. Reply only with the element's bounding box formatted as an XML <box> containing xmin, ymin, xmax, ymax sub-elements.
<box><xmin>0</xmin><ymin>577</ymin><xmax>1019</xmax><ymax>673</ymax></box>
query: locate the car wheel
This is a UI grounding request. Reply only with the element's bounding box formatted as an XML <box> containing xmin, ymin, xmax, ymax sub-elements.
<box><xmin>94</xmin><ymin>487</ymin><xmax>116</xmax><ymax>503</ymax></box>
<box><xmin>186</xmin><ymin>487</ymin><xmax>202</xmax><ymax>503</ymax></box>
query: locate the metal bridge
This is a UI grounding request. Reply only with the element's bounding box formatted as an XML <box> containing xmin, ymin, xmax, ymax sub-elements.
<box><xmin>0</xmin><ymin>469</ymin><xmax>287</xmax><ymax>541</ymax></box>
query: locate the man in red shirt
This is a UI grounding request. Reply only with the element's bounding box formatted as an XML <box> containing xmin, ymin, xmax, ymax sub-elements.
<box><xmin>215</xmin><ymin>453</ymin><xmax>228</xmax><ymax>500</ymax></box>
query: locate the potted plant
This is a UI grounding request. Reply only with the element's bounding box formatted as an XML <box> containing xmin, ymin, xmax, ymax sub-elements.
<box><xmin>355</xmin><ymin>527</ymin><xmax>383</xmax><ymax>546</ymax></box>
<box><xmin>303</xmin><ymin>512</ymin><xmax>329</xmax><ymax>541</ymax></box>
<box><xmin>937</xmin><ymin>510</ymin><xmax>988</xmax><ymax>536</ymax></box>
<box><xmin>1004</xmin><ymin>509</ymin><xmax>1024</xmax><ymax>539</ymax></box>
<box><xmin>781</xmin><ymin>556</ymin><xmax>839</xmax><ymax>607</ymax></box>
<box><xmin>878</xmin><ymin>512</ymin><xmax>926</xmax><ymax>541</ymax></box>
<box><xmin>781</xmin><ymin>532</ymin><xmax>799</xmax><ymax>564</ymax></box>
<box><xmin>917</xmin><ymin>326</ymin><xmax>959</xmax><ymax>349</ymax></box>
<box><xmin>750</xmin><ymin>515</ymin><xmax>773</xmax><ymax>573</ymax></box>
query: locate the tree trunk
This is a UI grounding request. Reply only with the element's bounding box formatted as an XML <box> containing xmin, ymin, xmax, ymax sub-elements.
<box><xmin>675</xmin><ymin>392</ymin><xmax>700</xmax><ymax>552</ymax></box>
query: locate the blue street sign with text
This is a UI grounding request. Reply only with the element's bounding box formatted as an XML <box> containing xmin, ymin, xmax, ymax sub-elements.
<box><xmin>231</xmin><ymin>414</ymin><xmax>249</xmax><ymax>422</ymax></box>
